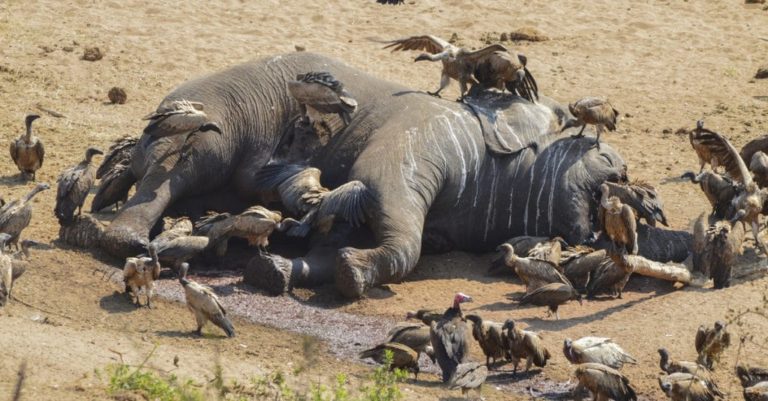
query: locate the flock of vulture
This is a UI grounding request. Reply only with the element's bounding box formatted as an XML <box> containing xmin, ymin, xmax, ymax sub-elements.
<box><xmin>1</xmin><ymin>31</ymin><xmax>768</xmax><ymax>400</ymax></box>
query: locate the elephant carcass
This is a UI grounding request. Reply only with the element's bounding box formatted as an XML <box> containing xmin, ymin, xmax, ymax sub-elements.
<box><xmin>86</xmin><ymin>52</ymin><xmax>689</xmax><ymax>298</ymax></box>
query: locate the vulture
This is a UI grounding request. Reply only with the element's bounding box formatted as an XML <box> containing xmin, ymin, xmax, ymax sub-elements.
<box><xmin>449</xmin><ymin>362</ymin><xmax>488</xmax><ymax>399</ymax></box>
<box><xmin>0</xmin><ymin>233</ymin><xmax>14</xmax><ymax>306</ymax></box>
<box><xmin>96</xmin><ymin>135</ymin><xmax>137</xmax><ymax>180</ymax></box>
<box><xmin>561</xmin><ymin>97</ymin><xmax>619</xmax><ymax>149</ymax></box>
<box><xmin>502</xmin><ymin>319</ymin><xmax>550</xmax><ymax>373</ymax></box>
<box><xmin>694</xmin><ymin>219</ymin><xmax>745</xmax><ymax>289</ymax></box>
<box><xmin>429</xmin><ymin>292</ymin><xmax>473</xmax><ymax>382</ymax></box>
<box><xmin>749</xmin><ymin>151</ymin><xmax>768</xmax><ymax>188</ymax></box>
<box><xmin>658</xmin><ymin>373</ymin><xmax>720</xmax><ymax>401</ymax></box>
<box><xmin>601</xmin><ymin>181</ymin><xmax>669</xmax><ymax>227</ymax></box>
<box><xmin>658</xmin><ymin>348</ymin><xmax>721</xmax><ymax>396</ymax></box>
<box><xmin>252</xmin><ymin>164</ymin><xmax>328</xmax><ymax>217</ymax></box>
<box><xmin>471</xmin><ymin>48</ymin><xmax>539</xmax><ymax>102</ymax></box>
<box><xmin>9</xmin><ymin>114</ymin><xmax>45</xmax><ymax>181</ymax></box>
<box><xmin>288</xmin><ymin>71</ymin><xmax>357</xmax><ymax>126</ymax></box>
<box><xmin>91</xmin><ymin>161</ymin><xmax>134</xmax><ymax>212</ymax></box>
<box><xmin>689</xmin><ymin>120</ymin><xmax>741</xmax><ymax>177</ymax></box>
<box><xmin>526</xmin><ymin>237</ymin><xmax>565</xmax><ymax>265</ymax></box>
<box><xmin>744</xmin><ymin>382</ymin><xmax>768</xmax><ymax>401</ymax></box>
<box><xmin>564</xmin><ymin>337</ymin><xmax>637</xmax><ymax>370</ymax></box>
<box><xmin>496</xmin><ymin>243</ymin><xmax>570</xmax><ymax>291</ymax></box>
<box><xmin>376</xmin><ymin>0</ymin><xmax>404</xmax><ymax>4</ymax></box>
<box><xmin>122</xmin><ymin>244</ymin><xmax>161</xmax><ymax>308</ymax></box>
<box><xmin>687</xmin><ymin>122</ymin><xmax>768</xmax><ymax>255</ymax></box>
<box><xmin>383</xmin><ymin>35</ymin><xmax>526</xmax><ymax>99</ymax></box>
<box><xmin>561</xmin><ymin>246</ymin><xmax>606</xmax><ymax>291</ymax></box>
<box><xmin>358</xmin><ymin>342</ymin><xmax>420</xmax><ymax>378</ymax></box>
<box><xmin>152</xmin><ymin>235</ymin><xmax>209</xmax><ymax>271</ymax></box>
<box><xmin>178</xmin><ymin>263</ymin><xmax>234</xmax><ymax>337</ymax></box>
<box><xmin>0</xmin><ymin>182</ymin><xmax>50</xmax><ymax>249</ymax></box>
<box><xmin>156</xmin><ymin>216</ymin><xmax>194</xmax><ymax>243</ymax></box>
<box><xmin>464</xmin><ymin>314</ymin><xmax>507</xmax><ymax>367</ymax></box>
<box><xmin>695</xmin><ymin>321</ymin><xmax>731</xmax><ymax>370</ymax></box>
<box><xmin>199</xmin><ymin>205</ymin><xmax>299</xmax><ymax>256</ymax></box>
<box><xmin>599</xmin><ymin>183</ymin><xmax>639</xmax><ymax>255</ymax></box>
<box><xmin>384</xmin><ymin>323</ymin><xmax>434</xmax><ymax>362</ymax></box>
<box><xmin>405</xmin><ymin>309</ymin><xmax>443</xmax><ymax>326</ymax></box>
<box><xmin>586</xmin><ymin>250</ymin><xmax>634</xmax><ymax>299</ymax></box>
<box><xmin>518</xmin><ymin>282</ymin><xmax>582</xmax><ymax>320</ymax></box>
<box><xmin>488</xmin><ymin>235</ymin><xmax>553</xmax><ymax>274</ymax></box>
<box><xmin>142</xmin><ymin>99</ymin><xmax>222</xmax><ymax>137</ymax></box>
<box><xmin>681</xmin><ymin>171</ymin><xmax>737</xmax><ymax>219</ymax></box>
<box><xmin>8</xmin><ymin>240</ymin><xmax>40</xmax><ymax>292</ymax></box>
<box><xmin>737</xmin><ymin>365</ymin><xmax>768</xmax><ymax>388</ymax></box>
<box><xmin>54</xmin><ymin>147</ymin><xmax>103</xmax><ymax>224</ymax></box>
<box><xmin>573</xmin><ymin>363</ymin><xmax>637</xmax><ymax>401</ymax></box>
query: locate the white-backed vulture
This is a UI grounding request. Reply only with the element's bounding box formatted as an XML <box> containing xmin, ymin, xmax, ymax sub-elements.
<box><xmin>527</xmin><ymin>237</ymin><xmax>565</xmax><ymax>265</ymax></box>
<box><xmin>383</xmin><ymin>35</ymin><xmax>524</xmax><ymax>99</ymax></box>
<box><xmin>96</xmin><ymin>135</ymin><xmax>137</xmax><ymax>179</ymax></box>
<box><xmin>449</xmin><ymin>362</ymin><xmax>488</xmax><ymax>398</ymax></box>
<box><xmin>519</xmin><ymin>282</ymin><xmax>582</xmax><ymax>320</ymax></box>
<box><xmin>658</xmin><ymin>348</ymin><xmax>721</xmax><ymax>396</ymax></box>
<box><xmin>430</xmin><ymin>292</ymin><xmax>472</xmax><ymax>382</ymax></box>
<box><xmin>385</xmin><ymin>323</ymin><xmax>434</xmax><ymax>362</ymax></box>
<box><xmin>471</xmin><ymin>48</ymin><xmax>539</xmax><ymax>102</ymax></box>
<box><xmin>9</xmin><ymin>114</ymin><xmax>45</xmax><ymax>181</ymax></box>
<box><xmin>574</xmin><ymin>362</ymin><xmax>637</xmax><ymax>401</ymax></box>
<box><xmin>694</xmin><ymin>219</ymin><xmax>745</xmax><ymax>289</ymax></box>
<box><xmin>9</xmin><ymin>240</ymin><xmax>40</xmax><ymax>294</ymax></box>
<box><xmin>488</xmin><ymin>236</ymin><xmax>552</xmax><ymax>274</ymax></box>
<box><xmin>602</xmin><ymin>181</ymin><xmax>668</xmax><ymax>227</ymax></box>
<box><xmin>122</xmin><ymin>244</ymin><xmax>161</xmax><ymax>308</ymax></box>
<box><xmin>564</xmin><ymin>337</ymin><xmax>637</xmax><ymax>370</ymax></box>
<box><xmin>178</xmin><ymin>263</ymin><xmax>234</xmax><ymax>337</ymax></box>
<box><xmin>199</xmin><ymin>205</ymin><xmax>298</xmax><ymax>256</ymax></box>
<box><xmin>689</xmin><ymin>120</ymin><xmax>741</xmax><ymax>177</ymax></box>
<box><xmin>54</xmin><ymin>147</ymin><xmax>103</xmax><ymax>224</ymax></box>
<box><xmin>405</xmin><ymin>309</ymin><xmax>443</xmax><ymax>326</ymax></box>
<box><xmin>359</xmin><ymin>342</ymin><xmax>420</xmax><ymax>379</ymax></box>
<box><xmin>695</xmin><ymin>321</ymin><xmax>731</xmax><ymax>370</ymax></box>
<box><xmin>0</xmin><ymin>183</ymin><xmax>49</xmax><ymax>249</ymax></box>
<box><xmin>464</xmin><ymin>314</ymin><xmax>507</xmax><ymax>367</ymax></box>
<box><xmin>561</xmin><ymin>97</ymin><xmax>619</xmax><ymax>149</ymax></box>
<box><xmin>502</xmin><ymin>319</ymin><xmax>550</xmax><ymax>373</ymax></box>
<box><xmin>750</xmin><ymin>151</ymin><xmax>768</xmax><ymax>188</ymax></box>
<box><xmin>288</xmin><ymin>71</ymin><xmax>357</xmax><ymax>126</ymax></box>
<box><xmin>0</xmin><ymin>234</ymin><xmax>14</xmax><ymax>306</ymax></box>
<box><xmin>658</xmin><ymin>372</ymin><xmax>720</xmax><ymax>401</ymax></box>
<box><xmin>586</xmin><ymin>250</ymin><xmax>634</xmax><ymax>299</ymax></box>
<box><xmin>744</xmin><ymin>382</ymin><xmax>768</xmax><ymax>401</ymax></box>
<box><xmin>142</xmin><ymin>99</ymin><xmax>222</xmax><ymax>137</ymax></box>
<box><xmin>738</xmin><ymin>365</ymin><xmax>768</xmax><ymax>388</ymax></box>
<box><xmin>92</xmin><ymin>136</ymin><xmax>137</xmax><ymax>212</ymax></box>
<box><xmin>681</xmin><ymin>171</ymin><xmax>737</xmax><ymax>219</ymax></box>
<box><xmin>152</xmin><ymin>234</ymin><xmax>209</xmax><ymax>271</ymax></box>
<box><xmin>600</xmin><ymin>183</ymin><xmax>639</xmax><ymax>255</ymax></box>
<box><xmin>561</xmin><ymin>246</ymin><xmax>605</xmax><ymax>291</ymax></box>
<box><xmin>496</xmin><ymin>243</ymin><xmax>570</xmax><ymax>291</ymax></box>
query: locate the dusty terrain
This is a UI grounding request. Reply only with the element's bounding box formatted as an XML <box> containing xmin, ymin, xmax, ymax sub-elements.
<box><xmin>1</xmin><ymin>0</ymin><xmax>768</xmax><ymax>400</ymax></box>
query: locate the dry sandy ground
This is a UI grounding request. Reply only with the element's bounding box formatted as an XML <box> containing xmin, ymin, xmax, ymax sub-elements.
<box><xmin>1</xmin><ymin>0</ymin><xmax>768</xmax><ymax>400</ymax></box>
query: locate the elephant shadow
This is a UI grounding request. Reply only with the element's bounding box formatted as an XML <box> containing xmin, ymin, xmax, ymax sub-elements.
<box><xmin>99</xmin><ymin>291</ymin><xmax>138</xmax><ymax>314</ymax></box>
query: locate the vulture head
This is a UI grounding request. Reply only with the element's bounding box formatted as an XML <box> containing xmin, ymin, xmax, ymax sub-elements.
<box><xmin>85</xmin><ymin>147</ymin><xmax>104</xmax><ymax>162</ymax></box>
<box><xmin>453</xmin><ymin>292</ymin><xmax>473</xmax><ymax>308</ymax></box>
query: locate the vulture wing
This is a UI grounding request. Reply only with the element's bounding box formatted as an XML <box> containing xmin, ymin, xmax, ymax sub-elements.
<box><xmin>695</xmin><ymin>326</ymin><xmax>707</xmax><ymax>353</ymax></box>
<box><xmin>9</xmin><ymin>140</ymin><xmax>19</xmax><ymax>165</ymax></box>
<box><xmin>690</xmin><ymin>125</ymin><xmax>751</xmax><ymax>185</ymax></box>
<box><xmin>317</xmin><ymin>180</ymin><xmax>372</xmax><ymax>227</ymax></box>
<box><xmin>449</xmin><ymin>362</ymin><xmax>487</xmax><ymax>390</ymax></box>
<box><xmin>34</xmin><ymin>140</ymin><xmax>45</xmax><ymax>169</ymax></box>
<box><xmin>461</xmin><ymin>44</ymin><xmax>509</xmax><ymax>63</ymax></box>
<box><xmin>740</xmin><ymin>134</ymin><xmax>768</xmax><ymax>163</ymax></box>
<box><xmin>382</xmin><ymin>35</ymin><xmax>451</xmax><ymax>53</ymax></box>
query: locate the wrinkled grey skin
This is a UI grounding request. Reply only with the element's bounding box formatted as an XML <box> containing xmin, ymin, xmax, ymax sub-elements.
<box><xmin>99</xmin><ymin>52</ymin><xmax>686</xmax><ymax>298</ymax></box>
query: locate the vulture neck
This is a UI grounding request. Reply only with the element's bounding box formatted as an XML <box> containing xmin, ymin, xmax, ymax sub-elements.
<box><xmin>22</xmin><ymin>186</ymin><xmax>45</xmax><ymax>203</ymax></box>
<box><xmin>504</xmin><ymin>250</ymin><xmax>517</xmax><ymax>267</ymax></box>
<box><xmin>659</xmin><ymin>353</ymin><xmax>669</xmax><ymax>372</ymax></box>
<box><xmin>24</xmin><ymin>121</ymin><xmax>34</xmax><ymax>143</ymax></box>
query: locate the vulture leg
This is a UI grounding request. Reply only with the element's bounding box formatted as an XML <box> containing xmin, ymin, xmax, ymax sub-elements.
<box><xmin>427</xmin><ymin>73</ymin><xmax>450</xmax><ymax>98</ymax></box>
<box><xmin>146</xmin><ymin>283</ymin><xmax>154</xmax><ymax>309</ymax></box>
<box><xmin>194</xmin><ymin>311</ymin><xmax>205</xmax><ymax>336</ymax></box>
<box><xmin>572</xmin><ymin>124</ymin><xmax>587</xmax><ymax>138</ymax></box>
<box><xmin>594</xmin><ymin>126</ymin><xmax>603</xmax><ymax>150</ymax></box>
<box><xmin>751</xmin><ymin>221</ymin><xmax>768</xmax><ymax>257</ymax></box>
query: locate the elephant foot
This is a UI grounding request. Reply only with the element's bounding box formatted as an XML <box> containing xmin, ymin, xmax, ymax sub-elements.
<box><xmin>335</xmin><ymin>247</ymin><xmax>376</xmax><ymax>299</ymax></box>
<box><xmin>58</xmin><ymin>215</ymin><xmax>106</xmax><ymax>250</ymax></box>
<box><xmin>101</xmin><ymin>223</ymin><xmax>149</xmax><ymax>258</ymax></box>
<box><xmin>244</xmin><ymin>253</ymin><xmax>294</xmax><ymax>295</ymax></box>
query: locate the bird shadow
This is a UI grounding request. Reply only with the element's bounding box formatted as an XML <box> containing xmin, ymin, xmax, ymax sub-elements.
<box><xmin>99</xmin><ymin>291</ymin><xmax>139</xmax><ymax>314</ymax></box>
<box><xmin>155</xmin><ymin>330</ymin><xmax>197</xmax><ymax>339</ymax></box>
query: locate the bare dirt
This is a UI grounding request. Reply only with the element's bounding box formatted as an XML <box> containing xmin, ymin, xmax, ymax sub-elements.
<box><xmin>1</xmin><ymin>0</ymin><xmax>768</xmax><ymax>400</ymax></box>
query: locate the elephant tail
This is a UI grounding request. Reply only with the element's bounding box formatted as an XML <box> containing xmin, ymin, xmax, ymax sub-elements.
<box><xmin>317</xmin><ymin>181</ymin><xmax>373</xmax><ymax>228</ymax></box>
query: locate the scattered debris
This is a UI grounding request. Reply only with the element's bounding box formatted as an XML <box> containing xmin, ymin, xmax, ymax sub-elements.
<box><xmin>499</xmin><ymin>32</ymin><xmax>509</xmax><ymax>42</ymax></box>
<box><xmin>449</xmin><ymin>32</ymin><xmax>460</xmax><ymax>44</ymax></box>
<box><xmin>294</xmin><ymin>45</ymin><xmax>306</xmax><ymax>52</ymax></box>
<box><xmin>62</xmin><ymin>46</ymin><xmax>74</xmax><ymax>52</ymax></box>
<box><xmin>508</xmin><ymin>27</ymin><xmax>549</xmax><ymax>42</ymax></box>
<box><xmin>745</xmin><ymin>0</ymin><xmax>765</xmax><ymax>4</ymax></box>
<box><xmin>36</xmin><ymin>103</ymin><xmax>66</xmax><ymax>118</ymax></box>
<box><xmin>82</xmin><ymin>46</ymin><xmax>103</xmax><ymax>62</ymax></box>
<box><xmin>756</xmin><ymin>65</ymin><xmax>768</xmax><ymax>79</ymax></box>
<box><xmin>108</xmin><ymin>87</ymin><xmax>127</xmax><ymax>104</ymax></box>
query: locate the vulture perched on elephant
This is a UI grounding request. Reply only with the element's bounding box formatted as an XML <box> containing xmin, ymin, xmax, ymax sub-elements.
<box><xmin>695</xmin><ymin>321</ymin><xmax>731</xmax><ymax>370</ymax></box>
<box><xmin>0</xmin><ymin>182</ymin><xmax>49</xmax><ymax>250</ymax></box>
<box><xmin>471</xmin><ymin>48</ymin><xmax>539</xmax><ymax>102</ymax></box>
<box><xmin>430</xmin><ymin>293</ymin><xmax>472</xmax><ymax>382</ymax></box>
<box><xmin>519</xmin><ymin>282</ymin><xmax>581</xmax><ymax>320</ymax></box>
<box><xmin>564</xmin><ymin>337</ymin><xmax>637</xmax><ymax>370</ymax></box>
<box><xmin>599</xmin><ymin>183</ymin><xmax>639</xmax><ymax>255</ymax></box>
<box><xmin>142</xmin><ymin>99</ymin><xmax>222</xmax><ymax>137</ymax></box>
<box><xmin>465</xmin><ymin>314</ymin><xmax>507</xmax><ymax>368</ymax></box>
<box><xmin>502</xmin><ymin>319</ymin><xmax>550</xmax><ymax>373</ymax></box>
<box><xmin>358</xmin><ymin>342</ymin><xmax>419</xmax><ymax>378</ymax></box>
<box><xmin>574</xmin><ymin>362</ymin><xmax>637</xmax><ymax>401</ymax></box>
<box><xmin>288</xmin><ymin>71</ymin><xmax>357</xmax><ymax>126</ymax></box>
<box><xmin>9</xmin><ymin>114</ymin><xmax>45</xmax><ymax>181</ymax></box>
<box><xmin>384</xmin><ymin>323</ymin><xmax>434</xmax><ymax>362</ymax></box>
<box><xmin>658</xmin><ymin>372</ymin><xmax>720</xmax><ymax>401</ymax></box>
<box><xmin>54</xmin><ymin>147</ymin><xmax>103</xmax><ymax>224</ymax></box>
<box><xmin>561</xmin><ymin>97</ymin><xmax>619</xmax><ymax>149</ymax></box>
<box><xmin>600</xmin><ymin>181</ymin><xmax>668</xmax><ymax>227</ymax></box>
<box><xmin>681</xmin><ymin>171</ymin><xmax>737</xmax><ymax>219</ymax></box>
<box><xmin>448</xmin><ymin>362</ymin><xmax>487</xmax><ymax>398</ymax></box>
<box><xmin>178</xmin><ymin>263</ymin><xmax>234</xmax><ymax>337</ymax></box>
<box><xmin>92</xmin><ymin>135</ymin><xmax>137</xmax><ymax>213</ymax></box>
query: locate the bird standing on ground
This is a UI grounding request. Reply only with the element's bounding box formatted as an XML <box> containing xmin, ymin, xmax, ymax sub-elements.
<box><xmin>430</xmin><ymin>292</ymin><xmax>473</xmax><ymax>382</ymax></box>
<box><xmin>564</xmin><ymin>337</ymin><xmax>637</xmax><ymax>370</ymax></box>
<box><xmin>496</xmin><ymin>243</ymin><xmax>570</xmax><ymax>291</ymax></box>
<box><xmin>695</xmin><ymin>321</ymin><xmax>730</xmax><ymax>370</ymax></box>
<box><xmin>561</xmin><ymin>97</ymin><xmax>619</xmax><ymax>149</ymax></box>
<box><xmin>465</xmin><ymin>314</ymin><xmax>507</xmax><ymax>368</ymax></box>
<box><xmin>178</xmin><ymin>263</ymin><xmax>235</xmax><ymax>337</ymax></box>
<box><xmin>518</xmin><ymin>282</ymin><xmax>582</xmax><ymax>320</ymax></box>
<box><xmin>449</xmin><ymin>362</ymin><xmax>488</xmax><ymax>400</ymax></box>
<box><xmin>358</xmin><ymin>342</ymin><xmax>420</xmax><ymax>379</ymax></box>
<box><xmin>0</xmin><ymin>182</ymin><xmax>50</xmax><ymax>250</ymax></box>
<box><xmin>405</xmin><ymin>309</ymin><xmax>443</xmax><ymax>326</ymax></box>
<box><xmin>122</xmin><ymin>244</ymin><xmax>161</xmax><ymax>308</ymax></box>
<box><xmin>573</xmin><ymin>362</ymin><xmax>637</xmax><ymax>401</ymax></box>
<box><xmin>384</xmin><ymin>323</ymin><xmax>435</xmax><ymax>362</ymax></box>
<box><xmin>10</xmin><ymin>114</ymin><xmax>45</xmax><ymax>181</ymax></box>
<box><xmin>0</xmin><ymin>234</ymin><xmax>14</xmax><ymax>306</ymax></box>
<box><xmin>502</xmin><ymin>319</ymin><xmax>550</xmax><ymax>373</ymax></box>
<box><xmin>54</xmin><ymin>147</ymin><xmax>103</xmax><ymax>224</ymax></box>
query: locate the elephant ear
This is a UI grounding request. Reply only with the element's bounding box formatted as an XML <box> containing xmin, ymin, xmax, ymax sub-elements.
<box><xmin>464</xmin><ymin>94</ymin><xmax>555</xmax><ymax>156</ymax></box>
